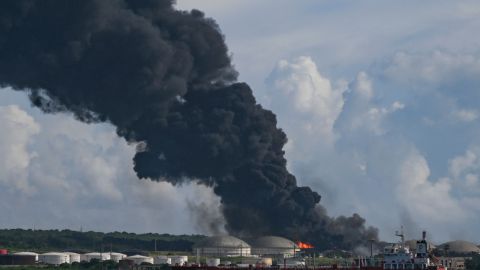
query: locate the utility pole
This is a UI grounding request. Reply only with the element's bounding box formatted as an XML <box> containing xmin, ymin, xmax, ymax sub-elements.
<box><xmin>313</xmin><ymin>253</ymin><xmax>316</xmax><ymax>270</ymax></box>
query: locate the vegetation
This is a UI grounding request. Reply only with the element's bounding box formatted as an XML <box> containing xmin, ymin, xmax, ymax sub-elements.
<box><xmin>0</xmin><ymin>229</ymin><xmax>205</xmax><ymax>253</ymax></box>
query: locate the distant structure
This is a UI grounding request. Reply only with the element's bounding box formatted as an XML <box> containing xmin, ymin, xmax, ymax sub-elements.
<box><xmin>39</xmin><ymin>252</ymin><xmax>70</xmax><ymax>265</ymax></box>
<box><xmin>109</xmin><ymin>252</ymin><xmax>127</xmax><ymax>262</ymax></box>
<box><xmin>436</xmin><ymin>240</ymin><xmax>480</xmax><ymax>255</ymax></box>
<box><xmin>80</xmin><ymin>252</ymin><xmax>111</xmax><ymax>262</ymax></box>
<box><xmin>170</xmin><ymin>255</ymin><xmax>188</xmax><ymax>266</ymax></box>
<box><xmin>405</xmin><ymin>239</ymin><xmax>435</xmax><ymax>252</ymax></box>
<box><xmin>125</xmin><ymin>255</ymin><xmax>154</xmax><ymax>265</ymax></box>
<box><xmin>13</xmin><ymin>252</ymin><xmax>38</xmax><ymax>262</ymax></box>
<box><xmin>194</xmin><ymin>236</ymin><xmax>251</xmax><ymax>257</ymax></box>
<box><xmin>153</xmin><ymin>255</ymin><xmax>171</xmax><ymax>265</ymax></box>
<box><xmin>437</xmin><ymin>257</ymin><xmax>468</xmax><ymax>270</ymax></box>
<box><xmin>0</xmin><ymin>254</ymin><xmax>36</xmax><ymax>265</ymax></box>
<box><xmin>64</xmin><ymin>252</ymin><xmax>81</xmax><ymax>263</ymax></box>
<box><xmin>250</xmin><ymin>236</ymin><xmax>300</xmax><ymax>257</ymax></box>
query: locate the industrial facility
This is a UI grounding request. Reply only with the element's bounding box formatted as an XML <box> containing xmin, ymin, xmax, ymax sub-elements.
<box><xmin>0</xmin><ymin>234</ymin><xmax>307</xmax><ymax>267</ymax></box>
<box><xmin>194</xmin><ymin>236</ymin><xmax>251</xmax><ymax>257</ymax></box>
<box><xmin>250</xmin><ymin>236</ymin><xmax>300</xmax><ymax>258</ymax></box>
<box><xmin>436</xmin><ymin>240</ymin><xmax>480</xmax><ymax>255</ymax></box>
<box><xmin>1</xmin><ymin>234</ymin><xmax>480</xmax><ymax>270</ymax></box>
<box><xmin>193</xmin><ymin>235</ymin><xmax>302</xmax><ymax>259</ymax></box>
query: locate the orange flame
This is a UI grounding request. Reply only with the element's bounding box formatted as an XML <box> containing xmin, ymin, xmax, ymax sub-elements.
<box><xmin>296</xmin><ymin>241</ymin><xmax>314</xmax><ymax>249</ymax></box>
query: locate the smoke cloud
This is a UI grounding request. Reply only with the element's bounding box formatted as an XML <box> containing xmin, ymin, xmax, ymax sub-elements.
<box><xmin>0</xmin><ymin>0</ymin><xmax>377</xmax><ymax>249</ymax></box>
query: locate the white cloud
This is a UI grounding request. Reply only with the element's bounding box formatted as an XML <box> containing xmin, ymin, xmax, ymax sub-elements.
<box><xmin>0</xmin><ymin>92</ymin><xmax>224</xmax><ymax>235</ymax></box>
<box><xmin>383</xmin><ymin>51</ymin><xmax>480</xmax><ymax>88</ymax></box>
<box><xmin>3</xmin><ymin>0</ymin><xmax>480</xmax><ymax>242</ymax></box>
<box><xmin>335</xmin><ymin>72</ymin><xmax>405</xmax><ymax>136</ymax></box>
<box><xmin>265</xmin><ymin>56</ymin><xmax>345</xmax><ymax>144</ymax></box>
<box><xmin>396</xmin><ymin>150</ymin><xmax>467</xmax><ymax>224</ymax></box>
<box><xmin>264</xmin><ymin>52</ymin><xmax>480</xmax><ymax>242</ymax></box>
<box><xmin>0</xmin><ymin>105</ymin><xmax>40</xmax><ymax>195</ymax></box>
<box><xmin>173</xmin><ymin>1</ymin><xmax>480</xmax><ymax>242</ymax></box>
<box><xmin>453</xmin><ymin>109</ymin><xmax>478</xmax><ymax>122</ymax></box>
<box><xmin>447</xmin><ymin>147</ymin><xmax>480</xmax><ymax>195</ymax></box>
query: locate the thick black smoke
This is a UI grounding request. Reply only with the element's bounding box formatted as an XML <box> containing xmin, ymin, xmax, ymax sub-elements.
<box><xmin>0</xmin><ymin>0</ymin><xmax>378</xmax><ymax>249</ymax></box>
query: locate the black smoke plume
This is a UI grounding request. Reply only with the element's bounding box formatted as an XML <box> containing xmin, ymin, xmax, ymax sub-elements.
<box><xmin>0</xmin><ymin>0</ymin><xmax>378</xmax><ymax>249</ymax></box>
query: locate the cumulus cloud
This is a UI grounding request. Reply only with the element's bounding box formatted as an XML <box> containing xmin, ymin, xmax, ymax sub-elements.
<box><xmin>452</xmin><ymin>109</ymin><xmax>478</xmax><ymax>122</ymax></box>
<box><xmin>383</xmin><ymin>51</ymin><xmax>480</xmax><ymax>87</ymax></box>
<box><xmin>0</xmin><ymin>105</ymin><xmax>39</xmax><ymax>195</ymax></box>
<box><xmin>0</xmin><ymin>91</ymin><xmax>223</xmax><ymax>235</ymax></box>
<box><xmin>448</xmin><ymin>147</ymin><xmax>480</xmax><ymax>194</ymax></box>
<box><xmin>3</xmin><ymin>0</ymin><xmax>480</xmax><ymax>243</ymax></box>
<box><xmin>265</xmin><ymin>56</ymin><xmax>346</xmax><ymax>144</ymax></box>
<box><xmin>397</xmin><ymin>150</ymin><xmax>467</xmax><ymax>224</ymax></box>
<box><xmin>264</xmin><ymin>52</ymin><xmax>480</xmax><ymax>242</ymax></box>
<box><xmin>336</xmin><ymin>72</ymin><xmax>405</xmax><ymax>136</ymax></box>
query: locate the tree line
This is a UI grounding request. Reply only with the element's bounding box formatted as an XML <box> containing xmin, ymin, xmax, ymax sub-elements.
<box><xmin>0</xmin><ymin>229</ymin><xmax>205</xmax><ymax>253</ymax></box>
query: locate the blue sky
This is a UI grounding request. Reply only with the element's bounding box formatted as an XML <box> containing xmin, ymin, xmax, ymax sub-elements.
<box><xmin>1</xmin><ymin>1</ymin><xmax>480</xmax><ymax>244</ymax></box>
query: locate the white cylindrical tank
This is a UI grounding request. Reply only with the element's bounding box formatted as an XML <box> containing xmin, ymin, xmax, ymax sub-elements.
<box><xmin>170</xmin><ymin>255</ymin><xmax>188</xmax><ymax>266</ymax></box>
<box><xmin>256</xmin><ymin>258</ymin><xmax>272</xmax><ymax>267</ymax></box>
<box><xmin>64</xmin><ymin>252</ymin><xmax>81</xmax><ymax>263</ymax></box>
<box><xmin>283</xmin><ymin>258</ymin><xmax>306</xmax><ymax>267</ymax></box>
<box><xmin>126</xmin><ymin>255</ymin><xmax>154</xmax><ymax>265</ymax></box>
<box><xmin>14</xmin><ymin>252</ymin><xmax>39</xmax><ymax>262</ymax></box>
<box><xmin>81</xmin><ymin>252</ymin><xmax>102</xmax><ymax>262</ymax></box>
<box><xmin>100</xmin><ymin>253</ymin><xmax>111</xmax><ymax>261</ymax></box>
<box><xmin>109</xmin><ymin>252</ymin><xmax>126</xmax><ymax>262</ymax></box>
<box><xmin>154</xmin><ymin>255</ymin><xmax>171</xmax><ymax>265</ymax></box>
<box><xmin>206</xmin><ymin>258</ymin><xmax>220</xmax><ymax>267</ymax></box>
<box><xmin>81</xmin><ymin>252</ymin><xmax>111</xmax><ymax>262</ymax></box>
<box><xmin>39</xmin><ymin>252</ymin><xmax>70</xmax><ymax>265</ymax></box>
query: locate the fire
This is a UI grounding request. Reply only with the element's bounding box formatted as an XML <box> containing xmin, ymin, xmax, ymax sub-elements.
<box><xmin>296</xmin><ymin>241</ymin><xmax>314</xmax><ymax>249</ymax></box>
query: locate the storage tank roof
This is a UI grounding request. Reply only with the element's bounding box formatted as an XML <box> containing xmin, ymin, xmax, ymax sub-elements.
<box><xmin>127</xmin><ymin>255</ymin><xmax>149</xmax><ymax>259</ymax></box>
<box><xmin>84</xmin><ymin>252</ymin><xmax>101</xmax><ymax>255</ymax></box>
<box><xmin>195</xmin><ymin>235</ymin><xmax>250</xmax><ymax>248</ymax></box>
<box><xmin>41</xmin><ymin>252</ymin><xmax>65</xmax><ymax>255</ymax></box>
<box><xmin>250</xmin><ymin>236</ymin><xmax>298</xmax><ymax>249</ymax></box>
<box><xmin>437</xmin><ymin>240</ymin><xmax>480</xmax><ymax>254</ymax></box>
<box><xmin>14</xmin><ymin>252</ymin><xmax>38</xmax><ymax>255</ymax></box>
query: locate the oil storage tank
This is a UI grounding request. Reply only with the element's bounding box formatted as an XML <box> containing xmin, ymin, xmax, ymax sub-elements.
<box><xmin>39</xmin><ymin>252</ymin><xmax>70</xmax><ymax>265</ymax></box>
<box><xmin>170</xmin><ymin>255</ymin><xmax>188</xmax><ymax>266</ymax></box>
<box><xmin>250</xmin><ymin>236</ymin><xmax>299</xmax><ymax>258</ymax></box>
<box><xmin>64</xmin><ymin>252</ymin><xmax>80</xmax><ymax>263</ymax></box>
<box><xmin>153</xmin><ymin>255</ymin><xmax>171</xmax><ymax>265</ymax></box>
<box><xmin>13</xmin><ymin>252</ymin><xmax>38</xmax><ymax>262</ymax></box>
<box><xmin>109</xmin><ymin>252</ymin><xmax>127</xmax><ymax>262</ymax></box>
<box><xmin>100</xmin><ymin>253</ymin><xmax>111</xmax><ymax>261</ymax></box>
<box><xmin>206</xmin><ymin>258</ymin><xmax>220</xmax><ymax>267</ymax></box>
<box><xmin>194</xmin><ymin>236</ymin><xmax>251</xmax><ymax>257</ymax></box>
<box><xmin>81</xmin><ymin>252</ymin><xmax>110</xmax><ymax>262</ymax></box>
<box><xmin>437</xmin><ymin>240</ymin><xmax>480</xmax><ymax>255</ymax></box>
<box><xmin>126</xmin><ymin>255</ymin><xmax>154</xmax><ymax>265</ymax></box>
<box><xmin>0</xmin><ymin>254</ymin><xmax>36</xmax><ymax>265</ymax></box>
